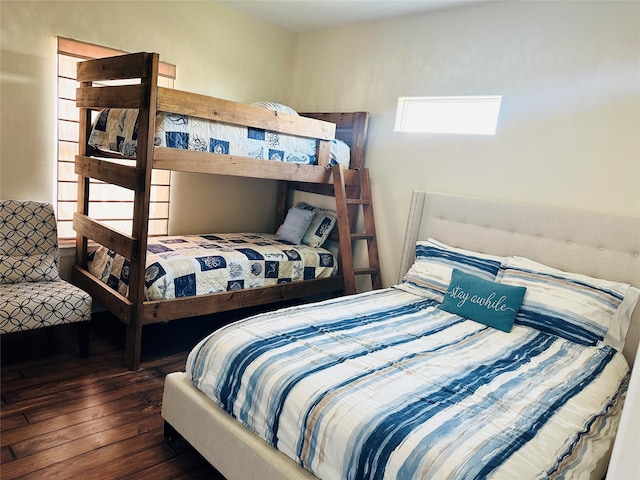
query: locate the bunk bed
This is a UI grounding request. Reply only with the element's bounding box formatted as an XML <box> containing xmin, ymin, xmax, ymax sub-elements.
<box><xmin>162</xmin><ymin>190</ymin><xmax>640</xmax><ymax>480</ymax></box>
<box><xmin>71</xmin><ymin>52</ymin><xmax>378</xmax><ymax>370</ymax></box>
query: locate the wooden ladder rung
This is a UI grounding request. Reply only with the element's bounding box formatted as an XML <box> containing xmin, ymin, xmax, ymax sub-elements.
<box><xmin>346</xmin><ymin>198</ymin><xmax>369</xmax><ymax>205</ymax></box>
<box><xmin>350</xmin><ymin>233</ymin><xmax>374</xmax><ymax>240</ymax></box>
<box><xmin>355</xmin><ymin>268</ymin><xmax>379</xmax><ymax>276</ymax></box>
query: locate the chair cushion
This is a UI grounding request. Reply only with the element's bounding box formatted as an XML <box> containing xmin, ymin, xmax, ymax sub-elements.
<box><xmin>0</xmin><ymin>253</ymin><xmax>60</xmax><ymax>283</ymax></box>
<box><xmin>0</xmin><ymin>281</ymin><xmax>92</xmax><ymax>334</ymax></box>
<box><xmin>0</xmin><ymin>200</ymin><xmax>61</xmax><ymax>284</ymax></box>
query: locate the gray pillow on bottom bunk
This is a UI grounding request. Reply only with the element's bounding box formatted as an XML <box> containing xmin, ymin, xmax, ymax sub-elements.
<box><xmin>279</xmin><ymin>205</ymin><xmax>315</xmax><ymax>244</ymax></box>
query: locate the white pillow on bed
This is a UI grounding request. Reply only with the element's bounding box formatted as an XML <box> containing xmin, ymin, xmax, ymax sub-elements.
<box><xmin>251</xmin><ymin>101</ymin><xmax>299</xmax><ymax>116</ymax></box>
<box><xmin>330</xmin><ymin>139</ymin><xmax>351</xmax><ymax>168</ymax></box>
<box><xmin>497</xmin><ymin>256</ymin><xmax>639</xmax><ymax>351</ymax></box>
<box><xmin>401</xmin><ymin>238</ymin><xmax>504</xmax><ymax>302</ymax></box>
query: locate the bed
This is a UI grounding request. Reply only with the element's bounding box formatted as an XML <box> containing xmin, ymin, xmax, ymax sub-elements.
<box><xmin>71</xmin><ymin>52</ymin><xmax>377</xmax><ymax>370</ymax></box>
<box><xmin>88</xmin><ymin>106</ymin><xmax>353</xmax><ymax>167</ymax></box>
<box><xmin>161</xmin><ymin>190</ymin><xmax>640</xmax><ymax>479</ymax></box>
<box><xmin>87</xmin><ymin>232</ymin><xmax>338</xmax><ymax>301</ymax></box>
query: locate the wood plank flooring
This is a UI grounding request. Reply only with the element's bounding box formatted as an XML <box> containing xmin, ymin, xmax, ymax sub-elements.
<box><xmin>1</xmin><ymin>312</ymin><xmax>234</xmax><ymax>479</ymax></box>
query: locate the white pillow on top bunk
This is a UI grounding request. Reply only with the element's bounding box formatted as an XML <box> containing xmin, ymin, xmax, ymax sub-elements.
<box><xmin>252</xmin><ymin>101</ymin><xmax>352</xmax><ymax>169</ymax></box>
<box><xmin>251</xmin><ymin>101</ymin><xmax>299</xmax><ymax>116</ymax></box>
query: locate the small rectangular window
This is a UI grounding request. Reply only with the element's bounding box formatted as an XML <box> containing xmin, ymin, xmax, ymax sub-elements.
<box><xmin>395</xmin><ymin>95</ymin><xmax>502</xmax><ymax>135</ymax></box>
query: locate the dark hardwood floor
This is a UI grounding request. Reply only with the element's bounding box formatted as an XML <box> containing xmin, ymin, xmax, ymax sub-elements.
<box><xmin>0</xmin><ymin>312</ymin><xmax>236</xmax><ymax>479</ymax></box>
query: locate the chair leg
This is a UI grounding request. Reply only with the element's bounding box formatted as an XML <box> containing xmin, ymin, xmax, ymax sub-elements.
<box><xmin>78</xmin><ymin>321</ymin><xmax>90</xmax><ymax>358</ymax></box>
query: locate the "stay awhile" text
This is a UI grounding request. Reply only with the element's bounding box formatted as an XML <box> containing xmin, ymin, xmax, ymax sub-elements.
<box><xmin>446</xmin><ymin>285</ymin><xmax>516</xmax><ymax>312</ymax></box>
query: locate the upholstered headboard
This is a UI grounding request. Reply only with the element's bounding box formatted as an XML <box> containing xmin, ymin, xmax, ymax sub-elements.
<box><xmin>398</xmin><ymin>191</ymin><xmax>640</xmax><ymax>366</ymax></box>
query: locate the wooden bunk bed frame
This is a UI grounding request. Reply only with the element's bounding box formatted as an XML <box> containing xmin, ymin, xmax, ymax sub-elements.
<box><xmin>71</xmin><ymin>52</ymin><xmax>377</xmax><ymax>370</ymax></box>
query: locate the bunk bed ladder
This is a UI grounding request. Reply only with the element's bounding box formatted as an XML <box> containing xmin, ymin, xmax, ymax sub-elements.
<box><xmin>332</xmin><ymin>165</ymin><xmax>382</xmax><ymax>295</ymax></box>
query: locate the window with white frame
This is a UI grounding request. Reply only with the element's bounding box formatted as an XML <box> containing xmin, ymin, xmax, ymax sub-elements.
<box><xmin>56</xmin><ymin>37</ymin><xmax>176</xmax><ymax>240</ymax></box>
<box><xmin>394</xmin><ymin>95</ymin><xmax>502</xmax><ymax>135</ymax></box>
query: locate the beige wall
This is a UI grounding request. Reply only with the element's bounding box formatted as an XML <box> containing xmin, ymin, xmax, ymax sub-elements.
<box><xmin>2</xmin><ymin>0</ymin><xmax>639</xmax><ymax>287</ymax></box>
<box><xmin>289</xmin><ymin>0</ymin><xmax>640</xmax><ymax>286</ymax></box>
<box><xmin>0</xmin><ymin>0</ymin><xmax>296</xmax><ymax>235</ymax></box>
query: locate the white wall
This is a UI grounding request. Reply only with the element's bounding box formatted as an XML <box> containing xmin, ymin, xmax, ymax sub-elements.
<box><xmin>1</xmin><ymin>0</ymin><xmax>638</xmax><ymax>288</ymax></box>
<box><xmin>0</xmin><ymin>0</ymin><xmax>296</xmax><ymax>234</ymax></box>
<box><xmin>289</xmin><ymin>0</ymin><xmax>640</xmax><ymax>286</ymax></box>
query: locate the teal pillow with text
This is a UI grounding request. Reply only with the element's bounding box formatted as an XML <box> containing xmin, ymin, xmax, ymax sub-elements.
<box><xmin>440</xmin><ymin>268</ymin><xmax>526</xmax><ymax>332</ymax></box>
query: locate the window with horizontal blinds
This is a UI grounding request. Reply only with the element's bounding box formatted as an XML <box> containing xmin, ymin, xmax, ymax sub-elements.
<box><xmin>56</xmin><ymin>37</ymin><xmax>176</xmax><ymax>240</ymax></box>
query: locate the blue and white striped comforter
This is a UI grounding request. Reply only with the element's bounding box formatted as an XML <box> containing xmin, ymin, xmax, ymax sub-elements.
<box><xmin>187</xmin><ymin>287</ymin><xmax>629</xmax><ymax>480</ymax></box>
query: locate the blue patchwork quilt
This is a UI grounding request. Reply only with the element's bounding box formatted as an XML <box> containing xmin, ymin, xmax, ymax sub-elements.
<box><xmin>88</xmin><ymin>233</ymin><xmax>337</xmax><ymax>301</ymax></box>
<box><xmin>88</xmin><ymin>108</ymin><xmax>351</xmax><ymax>167</ymax></box>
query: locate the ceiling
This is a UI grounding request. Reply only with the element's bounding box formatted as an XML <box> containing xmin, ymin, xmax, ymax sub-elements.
<box><xmin>219</xmin><ymin>0</ymin><xmax>485</xmax><ymax>32</ymax></box>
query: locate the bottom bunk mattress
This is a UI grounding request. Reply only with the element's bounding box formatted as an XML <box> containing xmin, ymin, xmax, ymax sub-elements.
<box><xmin>186</xmin><ymin>287</ymin><xmax>629</xmax><ymax>480</ymax></box>
<box><xmin>87</xmin><ymin>233</ymin><xmax>337</xmax><ymax>301</ymax></box>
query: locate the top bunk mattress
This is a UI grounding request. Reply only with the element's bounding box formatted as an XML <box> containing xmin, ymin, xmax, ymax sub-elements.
<box><xmin>88</xmin><ymin>233</ymin><xmax>337</xmax><ymax>301</ymax></box>
<box><xmin>88</xmin><ymin>108</ymin><xmax>352</xmax><ymax>168</ymax></box>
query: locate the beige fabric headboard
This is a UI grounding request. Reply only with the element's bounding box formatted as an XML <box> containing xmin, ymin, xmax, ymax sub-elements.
<box><xmin>398</xmin><ymin>191</ymin><xmax>640</xmax><ymax>366</ymax></box>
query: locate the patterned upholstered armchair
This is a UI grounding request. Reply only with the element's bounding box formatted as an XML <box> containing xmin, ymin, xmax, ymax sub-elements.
<box><xmin>0</xmin><ymin>200</ymin><xmax>92</xmax><ymax>356</ymax></box>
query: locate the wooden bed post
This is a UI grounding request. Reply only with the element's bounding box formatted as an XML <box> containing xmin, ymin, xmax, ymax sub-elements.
<box><xmin>75</xmin><ymin>82</ymin><xmax>92</xmax><ymax>270</ymax></box>
<box><xmin>124</xmin><ymin>53</ymin><xmax>160</xmax><ymax>370</ymax></box>
<box><xmin>275</xmin><ymin>181</ymin><xmax>289</xmax><ymax>231</ymax></box>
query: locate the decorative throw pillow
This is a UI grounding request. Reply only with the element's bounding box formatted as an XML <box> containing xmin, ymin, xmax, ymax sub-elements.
<box><xmin>401</xmin><ymin>238</ymin><xmax>504</xmax><ymax>302</ymax></box>
<box><xmin>440</xmin><ymin>269</ymin><xmax>526</xmax><ymax>332</ymax></box>
<box><xmin>303</xmin><ymin>208</ymin><xmax>337</xmax><ymax>248</ymax></box>
<box><xmin>278</xmin><ymin>205</ymin><xmax>315</xmax><ymax>244</ymax></box>
<box><xmin>497</xmin><ymin>256</ymin><xmax>637</xmax><ymax>349</ymax></box>
<box><xmin>0</xmin><ymin>254</ymin><xmax>60</xmax><ymax>284</ymax></box>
